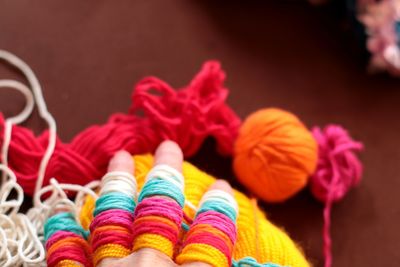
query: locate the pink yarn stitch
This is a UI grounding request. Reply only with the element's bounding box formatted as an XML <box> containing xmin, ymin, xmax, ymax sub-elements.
<box><xmin>89</xmin><ymin>209</ymin><xmax>134</xmax><ymax>231</ymax></box>
<box><xmin>191</xmin><ymin>211</ymin><xmax>237</xmax><ymax>244</ymax></box>
<box><xmin>133</xmin><ymin>197</ymin><xmax>183</xmax><ymax>225</ymax></box>
<box><xmin>310</xmin><ymin>125</ymin><xmax>363</xmax><ymax>267</ymax></box>
<box><xmin>45</xmin><ymin>231</ymin><xmax>82</xmax><ymax>250</ymax></box>
<box><xmin>91</xmin><ymin>231</ymin><xmax>133</xmax><ymax>251</ymax></box>
<box><xmin>184</xmin><ymin>229</ymin><xmax>232</xmax><ymax>260</ymax></box>
<box><xmin>47</xmin><ymin>245</ymin><xmax>91</xmax><ymax>267</ymax></box>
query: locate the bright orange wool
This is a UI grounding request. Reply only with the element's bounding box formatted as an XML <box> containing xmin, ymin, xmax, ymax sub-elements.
<box><xmin>234</xmin><ymin>108</ymin><xmax>318</xmax><ymax>202</ymax></box>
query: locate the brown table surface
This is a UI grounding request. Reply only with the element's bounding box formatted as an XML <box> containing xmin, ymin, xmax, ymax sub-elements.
<box><xmin>1</xmin><ymin>1</ymin><xmax>399</xmax><ymax>266</ymax></box>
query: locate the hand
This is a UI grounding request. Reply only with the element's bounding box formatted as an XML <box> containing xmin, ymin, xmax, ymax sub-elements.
<box><xmin>98</xmin><ymin>141</ymin><xmax>236</xmax><ymax>267</ymax></box>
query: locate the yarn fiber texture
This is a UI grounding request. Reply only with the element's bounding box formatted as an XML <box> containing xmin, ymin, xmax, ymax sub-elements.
<box><xmin>311</xmin><ymin>125</ymin><xmax>363</xmax><ymax>203</ymax></box>
<box><xmin>80</xmin><ymin>154</ymin><xmax>310</xmax><ymax>267</ymax></box>
<box><xmin>233</xmin><ymin>108</ymin><xmax>318</xmax><ymax>203</ymax></box>
<box><xmin>310</xmin><ymin>125</ymin><xmax>363</xmax><ymax>267</ymax></box>
<box><xmin>0</xmin><ymin>61</ymin><xmax>241</xmax><ymax>195</ymax></box>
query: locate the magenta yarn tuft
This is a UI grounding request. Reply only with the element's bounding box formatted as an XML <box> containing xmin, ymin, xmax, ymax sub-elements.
<box><xmin>310</xmin><ymin>124</ymin><xmax>363</xmax><ymax>267</ymax></box>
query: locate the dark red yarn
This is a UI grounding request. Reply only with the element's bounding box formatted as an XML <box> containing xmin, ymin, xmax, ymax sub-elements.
<box><xmin>0</xmin><ymin>61</ymin><xmax>241</xmax><ymax>195</ymax></box>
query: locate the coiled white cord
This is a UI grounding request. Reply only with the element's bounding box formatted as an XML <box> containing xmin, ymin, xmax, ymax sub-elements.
<box><xmin>0</xmin><ymin>50</ymin><xmax>99</xmax><ymax>267</ymax></box>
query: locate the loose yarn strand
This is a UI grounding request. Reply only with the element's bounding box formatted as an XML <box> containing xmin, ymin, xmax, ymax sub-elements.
<box><xmin>0</xmin><ymin>49</ymin><xmax>57</xmax><ymax>195</ymax></box>
<box><xmin>310</xmin><ymin>125</ymin><xmax>364</xmax><ymax>267</ymax></box>
<box><xmin>0</xmin><ymin>50</ymin><xmax>99</xmax><ymax>266</ymax></box>
<box><xmin>0</xmin><ymin>55</ymin><xmax>48</xmax><ymax>265</ymax></box>
<box><xmin>0</xmin><ymin>79</ymin><xmax>34</xmax><ymax>184</ymax></box>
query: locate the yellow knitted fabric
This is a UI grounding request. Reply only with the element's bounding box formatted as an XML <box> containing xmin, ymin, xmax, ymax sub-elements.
<box><xmin>92</xmin><ymin>244</ymin><xmax>130</xmax><ymax>266</ymax></box>
<box><xmin>80</xmin><ymin>154</ymin><xmax>310</xmax><ymax>267</ymax></box>
<box><xmin>55</xmin><ymin>260</ymin><xmax>82</xmax><ymax>267</ymax></box>
<box><xmin>177</xmin><ymin>243</ymin><xmax>228</xmax><ymax>267</ymax></box>
<box><xmin>133</xmin><ymin>233</ymin><xmax>174</xmax><ymax>257</ymax></box>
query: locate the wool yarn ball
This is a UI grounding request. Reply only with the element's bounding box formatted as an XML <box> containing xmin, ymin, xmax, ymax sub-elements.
<box><xmin>233</xmin><ymin>108</ymin><xmax>318</xmax><ymax>202</ymax></box>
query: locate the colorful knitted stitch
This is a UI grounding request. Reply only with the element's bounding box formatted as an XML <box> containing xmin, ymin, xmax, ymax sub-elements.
<box><xmin>132</xmin><ymin>164</ymin><xmax>184</xmax><ymax>257</ymax></box>
<box><xmin>44</xmin><ymin>212</ymin><xmax>92</xmax><ymax>267</ymax></box>
<box><xmin>79</xmin><ymin>155</ymin><xmax>310</xmax><ymax>267</ymax></box>
<box><xmin>89</xmin><ymin>171</ymin><xmax>137</xmax><ymax>266</ymax></box>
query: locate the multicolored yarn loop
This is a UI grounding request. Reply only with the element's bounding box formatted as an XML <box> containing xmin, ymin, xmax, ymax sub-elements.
<box><xmin>176</xmin><ymin>189</ymin><xmax>238</xmax><ymax>267</ymax></box>
<box><xmin>90</xmin><ymin>171</ymin><xmax>137</xmax><ymax>266</ymax></box>
<box><xmin>79</xmin><ymin>155</ymin><xmax>310</xmax><ymax>267</ymax></box>
<box><xmin>132</xmin><ymin>164</ymin><xmax>184</xmax><ymax>257</ymax></box>
<box><xmin>0</xmin><ymin>61</ymin><xmax>241</xmax><ymax>195</ymax></box>
<box><xmin>44</xmin><ymin>212</ymin><xmax>91</xmax><ymax>267</ymax></box>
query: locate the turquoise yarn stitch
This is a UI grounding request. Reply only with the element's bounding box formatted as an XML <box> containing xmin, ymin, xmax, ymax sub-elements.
<box><xmin>44</xmin><ymin>212</ymin><xmax>89</xmax><ymax>241</ymax></box>
<box><xmin>93</xmin><ymin>192</ymin><xmax>136</xmax><ymax>217</ymax></box>
<box><xmin>232</xmin><ymin>257</ymin><xmax>285</xmax><ymax>267</ymax></box>
<box><xmin>197</xmin><ymin>200</ymin><xmax>238</xmax><ymax>221</ymax></box>
<box><xmin>182</xmin><ymin>222</ymin><xmax>190</xmax><ymax>231</ymax></box>
<box><xmin>138</xmin><ymin>178</ymin><xmax>184</xmax><ymax>207</ymax></box>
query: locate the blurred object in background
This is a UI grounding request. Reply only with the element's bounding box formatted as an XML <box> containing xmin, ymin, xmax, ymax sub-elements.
<box><xmin>358</xmin><ymin>0</ymin><xmax>400</xmax><ymax>76</ymax></box>
<box><xmin>311</xmin><ymin>0</ymin><xmax>400</xmax><ymax>77</ymax></box>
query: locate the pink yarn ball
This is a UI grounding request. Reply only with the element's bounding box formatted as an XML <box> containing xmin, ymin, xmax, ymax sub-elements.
<box><xmin>310</xmin><ymin>125</ymin><xmax>364</xmax><ymax>203</ymax></box>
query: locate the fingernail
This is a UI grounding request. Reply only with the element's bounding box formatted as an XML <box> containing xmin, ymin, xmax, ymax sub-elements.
<box><xmin>154</xmin><ymin>140</ymin><xmax>183</xmax><ymax>172</ymax></box>
<box><xmin>108</xmin><ymin>150</ymin><xmax>134</xmax><ymax>173</ymax></box>
<box><xmin>209</xmin><ymin>179</ymin><xmax>233</xmax><ymax>195</ymax></box>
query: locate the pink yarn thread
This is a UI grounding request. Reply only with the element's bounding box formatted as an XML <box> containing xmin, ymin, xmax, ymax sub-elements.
<box><xmin>191</xmin><ymin>211</ymin><xmax>237</xmax><ymax>244</ymax></box>
<box><xmin>0</xmin><ymin>61</ymin><xmax>241</xmax><ymax>195</ymax></box>
<box><xmin>133</xmin><ymin>197</ymin><xmax>183</xmax><ymax>226</ymax></box>
<box><xmin>310</xmin><ymin>125</ymin><xmax>363</xmax><ymax>267</ymax></box>
<box><xmin>45</xmin><ymin>231</ymin><xmax>82</xmax><ymax>250</ymax></box>
<box><xmin>47</xmin><ymin>244</ymin><xmax>91</xmax><ymax>267</ymax></box>
<box><xmin>132</xmin><ymin>197</ymin><xmax>183</xmax><ymax>247</ymax></box>
<box><xmin>89</xmin><ymin>209</ymin><xmax>134</xmax><ymax>230</ymax></box>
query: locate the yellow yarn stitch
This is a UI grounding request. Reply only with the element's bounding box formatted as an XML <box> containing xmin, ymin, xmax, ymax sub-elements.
<box><xmin>55</xmin><ymin>260</ymin><xmax>82</xmax><ymax>267</ymax></box>
<box><xmin>133</xmin><ymin>233</ymin><xmax>174</xmax><ymax>257</ymax></box>
<box><xmin>80</xmin><ymin>194</ymin><xmax>95</xmax><ymax>231</ymax></box>
<box><xmin>176</xmin><ymin>243</ymin><xmax>228</xmax><ymax>267</ymax></box>
<box><xmin>93</xmin><ymin>243</ymin><xmax>130</xmax><ymax>266</ymax></box>
<box><xmin>80</xmin><ymin>154</ymin><xmax>310</xmax><ymax>267</ymax></box>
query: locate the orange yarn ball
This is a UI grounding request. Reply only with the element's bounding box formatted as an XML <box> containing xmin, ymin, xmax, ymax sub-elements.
<box><xmin>233</xmin><ymin>108</ymin><xmax>318</xmax><ymax>202</ymax></box>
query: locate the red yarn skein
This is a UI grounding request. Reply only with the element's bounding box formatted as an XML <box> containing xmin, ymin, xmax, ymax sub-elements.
<box><xmin>0</xmin><ymin>61</ymin><xmax>241</xmax><ymax>195</ymax></box>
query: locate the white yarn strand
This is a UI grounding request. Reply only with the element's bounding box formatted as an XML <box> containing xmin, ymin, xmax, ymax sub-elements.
<box><xmin>99</xmin><ymin>171</ymin><xmax>137</xmax><ymax>198</ymax></box>
<box><xmin>0</xmin><ymin>49</ymin><xmax>57</xmax><ymax>195</ymax></box>
<box><xmin>199</xmin><ymin>189</ymin><xmax>239</xmax><ymax>215</ymax></box>
<box><xmin>146</xmin><ymin>164</ymin><xmax>184</xmax><ymax>191</ymax></box>
<box><xmin>0</xmin><ymin>50</ymin><xmax>100</xmax><ymax>266</ymax></box>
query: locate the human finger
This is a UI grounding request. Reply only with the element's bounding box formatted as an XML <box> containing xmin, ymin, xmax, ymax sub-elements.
<box><xmin>131</xmin><ymin>140</ymin><xmax>184</xmax><ymax>260</ymax></box>
<box><xmin>177</xmin><ymin>180</ymin><xmax>238</xmax><ymax>267</ymax></box>
<box><xmin>44</xmin><ymin>210</ymin><xmax>91</xmax><ymax>267</ymax></box>
<box><xmin>91</xmin><ymin>151</ymin><xmax>137</xmax><ymax>267</ymax></box>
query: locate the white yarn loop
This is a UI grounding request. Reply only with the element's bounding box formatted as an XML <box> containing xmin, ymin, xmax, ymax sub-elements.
<box><xmin>0</xmin><ymin>50</ymin><xmax>99</xmax><ymax>266</ymax></box>
<box><xmin>199</xmin><ymin>189</ymin><xmax>239</xmax><ymax>215</ymax></box>
<box><xmin>145</xmin><ymin>164</ymin><xmax>200</xmax><ymax>212</ymax></box>
<box><xmin>0</xmin><ymin>165</ymin><xmax>45</xmax><ymax>266</ymax></box>
<box><xmin>100</xmin><ymin>171</ymin><xmax>137</xmax><ymax>198</ymax></box>
<box><xmin>146</xmin><ymin>164</ymin><xmax>184</xmax><ymax>191</ymax></box>
<box><xmin>0</xmin><ymin>79</ymin><xmax>34</xmax><ymax>184</ymax></box>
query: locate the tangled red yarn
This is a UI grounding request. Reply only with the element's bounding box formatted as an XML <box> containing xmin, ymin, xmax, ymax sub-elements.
<box><xmin>0</xmin><ymin>61</ymin><xmax>241</xmax><ymax>195</ymax></box>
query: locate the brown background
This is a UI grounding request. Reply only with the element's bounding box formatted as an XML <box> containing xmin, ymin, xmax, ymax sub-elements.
<box><xmin>1</xmin><ymin>1</ymin><xmax>399</xmax><ymax>266</ymax></box>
